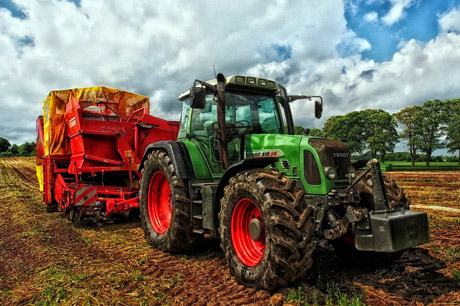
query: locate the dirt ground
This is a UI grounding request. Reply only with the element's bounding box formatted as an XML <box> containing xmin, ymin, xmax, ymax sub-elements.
<box><xmin>0</xmin><ymin>157</ymin><xmax>459</xmax><ymax>305</ymax></box>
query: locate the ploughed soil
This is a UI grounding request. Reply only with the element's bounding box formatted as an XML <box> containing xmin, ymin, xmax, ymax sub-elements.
<box><xmin>0</xmin><ymin>157</ymin><xmax>459</xmax><ymax>305</ymax></box>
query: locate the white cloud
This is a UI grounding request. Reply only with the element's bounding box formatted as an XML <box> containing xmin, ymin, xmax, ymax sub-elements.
<box><xmin>363</xmin><ymin>11</ymin><xmax>378</xmax><ymax>23</ymax></box>
<box><xmin>0</xmin><ymin>0</ymin><xmax>348</xmax><ymax>143</ymax></box>
<box><xmin>345</xmin><ymin>0</ymin><xmax>360</xmax><ymax>16</ymax></box>
<box><xmin>337</xmin><ymin>30</ymin><xmax>372</xmax><ymax>55</ymax></box>
<box><xmin>439</xmin><ymin>5</ymin><xmax>460</xmax><ymax>33</ymax></box>
<box><xmin>282</xmin><ymin>32</ymin><xmax>460</xmax><ymax>129</ymax></box>
<box><xmin>0</xmin><ymin>0</ymin><xmax>459</xmax><ymax>150</ymax></box>
<box><xmin>381</xmin><ymin>0</ymin><xmax>415</xmax><ymax>26</ymax></box>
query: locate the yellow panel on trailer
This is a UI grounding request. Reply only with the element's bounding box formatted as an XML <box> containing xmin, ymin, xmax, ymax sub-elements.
<box><xmin>42</xmin><ymin>87</ymin><xmax>149</xmax><ymax>156</ymax></box>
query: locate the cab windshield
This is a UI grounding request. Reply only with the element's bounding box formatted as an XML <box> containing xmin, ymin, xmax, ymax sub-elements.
<box><xmin>190</xmin><ymin>92</ymin><xmax>283</xmax><ymax>136</ymax></box>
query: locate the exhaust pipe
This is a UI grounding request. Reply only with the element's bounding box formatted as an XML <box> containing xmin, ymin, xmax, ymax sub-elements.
<box><xmin>216</xmin><ymin>73</ymin><xmax>229</xmax><ymax>169</ymax></box>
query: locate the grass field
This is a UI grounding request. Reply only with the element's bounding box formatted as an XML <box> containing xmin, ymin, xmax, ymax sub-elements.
<box><xmin>385</xmin><ymin>161</ymin><xmax>460</xmax><ymax>171</ymax></box>
<box><xmin>1</xmin><ymin>157</ymin><xmax>459</xmax><ymax>305</ymax></box>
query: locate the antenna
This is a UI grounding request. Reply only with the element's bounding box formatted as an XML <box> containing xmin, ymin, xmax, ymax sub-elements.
<box><xmin>213</xmin><ymin>65</ymin><xmax>217</xmax><ymax>78</ymax></box>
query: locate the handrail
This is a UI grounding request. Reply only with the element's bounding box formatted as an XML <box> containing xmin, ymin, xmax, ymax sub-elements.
<box><xmin>127</xmin><ymin>107</ymin><xmax>146</xmax><ymax>122</ymax></box>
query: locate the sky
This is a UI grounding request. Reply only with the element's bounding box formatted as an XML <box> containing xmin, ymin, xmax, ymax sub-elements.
<box><xmin>1</xmin><ymin>0</ymin><xmax>460</xmax><ymax>154</ymax></box>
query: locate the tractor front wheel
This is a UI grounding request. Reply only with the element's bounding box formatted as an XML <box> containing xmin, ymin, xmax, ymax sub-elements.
<box><xmin>219</xmin><ymin>170</ymin><xmax>315</xmax><ymax>290</ymax></box>
<box><xmin>140</xmin><ymin>150</ymin><xmax>199</xmax><ymax>252</ymax></box>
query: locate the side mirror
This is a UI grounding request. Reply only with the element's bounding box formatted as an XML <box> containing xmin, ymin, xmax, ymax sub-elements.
<box><xmin>190</xmin><ymin>86</ymin><xmax>206</xmax><ymax>109</ymax></box>
<box><xmin>315</xmin><ymin>100</ymin><xmax>323</xmax><ymax>119</ymax></box>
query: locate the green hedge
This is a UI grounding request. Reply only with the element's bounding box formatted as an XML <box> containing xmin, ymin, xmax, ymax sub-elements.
<box><xmin>385</xmin><ymin>161</ymin><xmax>460</xmax><ymax>171</ymax></box>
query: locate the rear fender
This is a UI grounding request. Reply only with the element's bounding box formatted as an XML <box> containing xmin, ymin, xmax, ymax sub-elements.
<box><xmin>202</xmin><ymin>157</ymin><xmax>278</xmax><ymax>235</ymax></box>
<box><xmin>139</xmin><ymin>141</ymin><xmax>194</xmax><ymax>180</ymax></box>
<box><xmin>214</xmin><ymin>156</ymin><xmax>278</xmax><ymax>212</ymax></box>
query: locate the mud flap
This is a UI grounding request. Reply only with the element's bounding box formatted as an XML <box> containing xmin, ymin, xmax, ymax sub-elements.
<box><xmin>354</xmin><ymin>209</ymin><xmax>430</xmax><ymax>252</ymax></box>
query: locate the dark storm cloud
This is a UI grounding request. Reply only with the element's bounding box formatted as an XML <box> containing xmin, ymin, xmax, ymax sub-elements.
<box><xmin>359</xmin><ymin>69</ymin><xmax>376</xmax><ymax>80</ymax></box>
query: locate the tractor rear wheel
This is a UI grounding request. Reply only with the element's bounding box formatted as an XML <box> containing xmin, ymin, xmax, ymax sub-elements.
<box><xmin>219</xmin><ymin>170</ymin><xmax>315</xmax><ymax>290</ymax></box>
<box><xmin>140</xmin><ymin>150</ymin><xmax>199</xmax><ymax>252</ymax></box>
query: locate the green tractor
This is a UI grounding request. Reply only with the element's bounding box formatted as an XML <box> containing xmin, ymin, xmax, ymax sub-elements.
<box><xmin>138</xmin><ymin>73</ymin><xmax>430</xmax><ymax>290</ymax></box>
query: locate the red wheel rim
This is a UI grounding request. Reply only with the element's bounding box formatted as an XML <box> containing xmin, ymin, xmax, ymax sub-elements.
<box><xmin>147</xmin><ymin>171</ymin><xmax>172</xmax><ymax>234</ymax></box>
<box><xmin>231</xmin><ymin>198</ymin><xmax>266</xmax><ymax>266</ymax></box>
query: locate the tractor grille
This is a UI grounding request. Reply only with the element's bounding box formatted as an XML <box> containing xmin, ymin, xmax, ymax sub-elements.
<box><xmin>281</xmin><ymin>159</ymin><xmax>291</xmax><ymax>171</ymax></box>
<box><xmin>308</xmin><ymin>138</ymin><xmax>351</xmax><ymax>180</ymax></box>
<box><xmin>304</xmin><ymin>150</ymin><xmax>321</xmax><ymax>185</ymax></box>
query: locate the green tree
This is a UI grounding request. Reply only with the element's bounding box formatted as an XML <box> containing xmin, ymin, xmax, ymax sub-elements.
<box><xmin>308</xmin><ymin>128</ymin><xmax>324</xmax><ymax>137</ymax></box>
<box><xmin>292</xmin><ymin>126</ymin><xmax>324</xmax><ymax>137</ymax></box>
<box><xmin>394</xmin><ymin>106</ymin><xmax>423</xmax><ymax>167</ymax></box>
<box><xmin>0</xmin><ymin>151</ymin><xmax>13</xmax><ymax>157</ymax></box>
<box><xmin>324</xmin><ymin>110</ymin><xmax>396</xmax><ymax>160</ymax></box>
<box><xmin>417</xmin><ymin>100</ymin><xmax>447</xmax><ymax>166</ymax></box>
<box><xmin>445</xmin><ymin>99</ymin><xmax>460</xmax><ymax>166</ymax></box>
<box><xmin>294</xmin><ymin>125</ymin><xmax>306</xmax><ymax>135</ymax></box>
<box><xmin>324</xmin><ymin>112</ymin><xmax>367</xmax><ymax>154</ymax></box>
<box><xmin>0</xmin><ymin>137</ymin><xmax>11</xmax><ymax>153</ymax></box>
<box><xmin>363</xmin><ymin>109</ymin><xmax>398</xmax><ymax>163</ymax></box>
<box><xmin>9</xmin><ymin>144</ymin><xmax>19</xmax><ymax>156</ymax></box>
<box><xmin>18</xmin><ymin>141</ymin><xmax>35</xmax><ymax>156</ymax></box>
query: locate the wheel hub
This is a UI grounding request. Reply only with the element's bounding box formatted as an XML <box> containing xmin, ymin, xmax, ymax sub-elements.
<box><xmin>147</xmin><ymin>171</ymin><xmax>172</xmax><ymax>234</ymax></box>
<box><xmin>231</xmin><ymin>198</ymin><xmax>266</xmax><ymax>267</ymax></box>
<box><xmin>249</xmin><ymin>218</ymin><xmax>264</xmax><ymax>242</ymax></box>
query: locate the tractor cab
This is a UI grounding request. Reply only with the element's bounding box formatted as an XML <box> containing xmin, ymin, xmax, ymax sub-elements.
<box><xmin>177</xmin><ymin>74</ymin><xmax>322</xmax><ymax>177</ymax></box>
<box><xmin>179</xmin><ymin>89</ymin><xmax>285</xmax><ymax>171</ymax></box>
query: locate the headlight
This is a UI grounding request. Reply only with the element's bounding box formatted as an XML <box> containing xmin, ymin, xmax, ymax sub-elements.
<box><xmin>323</xmin><ymin>167</ymin><xmax>337</xmax><ymax>180</ymax></box>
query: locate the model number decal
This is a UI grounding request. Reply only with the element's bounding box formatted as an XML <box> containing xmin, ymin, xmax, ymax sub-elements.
<box><xmin>245</xmin><ymin>149</ymin><xmax>284</xmax><ymax>158</ymax></box>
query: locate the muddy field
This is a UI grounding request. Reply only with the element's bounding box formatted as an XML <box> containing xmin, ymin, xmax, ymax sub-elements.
<box><xmin>0</xmin><ymin>157</ymin><xmax>459</xmax><ymax>305</ymax></box>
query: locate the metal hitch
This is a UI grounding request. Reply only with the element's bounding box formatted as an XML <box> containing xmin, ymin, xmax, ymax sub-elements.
<box><xmin>355</xmin><ymin>208</ymin><xmax>430</xmax><ymax>252</ymax></box>
<box><xmin>350</xmin><ymin>159</ymin><xmax>430</xmax><ymax>252</ymax></box>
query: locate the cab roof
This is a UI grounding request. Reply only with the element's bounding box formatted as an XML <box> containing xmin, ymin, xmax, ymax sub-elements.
<box><xmin>178</xmin><ymin>75</ymin><xmax>279</xmax><ymax>101</ymax></box>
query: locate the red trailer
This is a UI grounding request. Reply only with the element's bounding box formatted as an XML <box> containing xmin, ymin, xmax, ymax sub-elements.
<box><xmin>36</xmin><ymin>87</ymin><xmax>179</xmax><ymax>222</ymax></box>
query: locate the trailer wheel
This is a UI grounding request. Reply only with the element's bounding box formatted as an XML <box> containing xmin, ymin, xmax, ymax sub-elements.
<box><xmin>219</xmin><ymin>170</ymin><xmax>315</xmax><ymax>290</ymax></box>
<box><xmin>69</xmin><ymin>207</ymin><xmax>82</xmax><ymax>225</ymax></box>
<box><xmin>140</xmin><ymin>150</ymin><xmax>199</xmax><ymax>252</ymax></box>
<box><xmin>45</xmin><ymin>202</ymin><xmax>58</xmax><ymax>212</ymax></box>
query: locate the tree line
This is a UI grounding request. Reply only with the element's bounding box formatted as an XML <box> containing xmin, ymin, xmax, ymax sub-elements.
<box><xmin>0</xmin><ymin>138</ymin><xmax>36</xmax><ymax>157</ymax></box>
<box><xmin>297</xmin><ymin>98</ymin><xmax>460</xmax><ymax>166</ymax></box>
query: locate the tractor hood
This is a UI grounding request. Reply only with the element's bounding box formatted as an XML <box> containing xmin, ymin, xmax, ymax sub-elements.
<box><xmin>243</xmin><ymin>133</ymin><xmax>302</xmax><ymax>167</ymax></box>
<box><xmin>243</xmin><ymin>134</ymin><xmax>352</xmax><ymax>194</ymax></box>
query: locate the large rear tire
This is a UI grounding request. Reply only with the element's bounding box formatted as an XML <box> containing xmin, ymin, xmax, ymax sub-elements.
<box><xmin>219</xmin><ymin>170</ymin><xmax>315</xmax><ymax>290</ymax></box>
<box><xmin>140</xmin><ymin>150</ymin><xmax>199</xmax><ymax>252</ymax></box>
